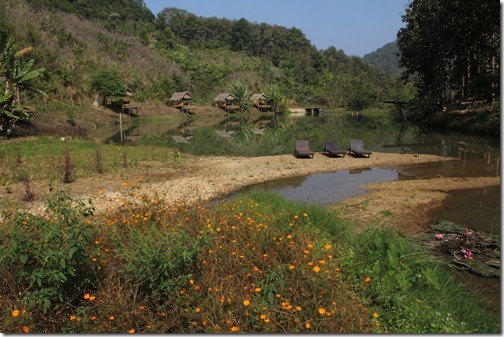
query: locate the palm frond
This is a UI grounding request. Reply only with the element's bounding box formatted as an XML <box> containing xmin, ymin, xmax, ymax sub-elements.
<box><xmin>15</xmin><ymin>46</ymin><xmax>33</xmax><ymax>58</ymax></box>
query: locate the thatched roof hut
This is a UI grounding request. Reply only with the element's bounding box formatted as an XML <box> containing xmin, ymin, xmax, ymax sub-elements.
<box><xmin>251</xmin><ymin>93</ymin><xmax>271</xmax><ymax>111</ymax></box>
<box><xmin>214</xmin><ymin>93</ymin><xmax>239</xmax><ymax>112</ymax></box>
<box><xmin>169</xmin><ymin>91</ymin><xmax>192</xmax><ymax>102</ymax></box>
<box><xmin>214</xmin><ymin>93</ymin><xmax>235</xmax><ymax>102</ymax></box>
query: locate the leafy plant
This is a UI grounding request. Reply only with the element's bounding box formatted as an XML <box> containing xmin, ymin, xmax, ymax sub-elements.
<box><xmin>0</xmin><ymin>30</ymin><xmax>45</xmax><ymax>136</ymax></box>
<box><xmin>90</xmin><ymin>69</ymin><xmax>126</xmax><ymax>101</ymax></box>
<box><xmin>0</xmin><ymin>191</ymin><xmax>96</xmax><ymax>313</ymax></box>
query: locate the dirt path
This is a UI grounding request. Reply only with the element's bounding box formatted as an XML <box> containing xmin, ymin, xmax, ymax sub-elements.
<box><xmin>4</xmin><ymin>151</ymin><xmax>500</xmax><ymax>235</ymax></box>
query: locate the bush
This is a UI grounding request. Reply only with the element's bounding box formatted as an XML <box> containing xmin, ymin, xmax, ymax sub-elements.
<box><xmin>0</xmin><ymin>191</ymin><xmax>97</xmax><ymax>314</ymax></box>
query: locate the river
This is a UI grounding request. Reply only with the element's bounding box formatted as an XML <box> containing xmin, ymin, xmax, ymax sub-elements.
<box><xmin>89</xmin><ymin>110</ymin><xmax>500</xmax><ymax>315</ymax></box>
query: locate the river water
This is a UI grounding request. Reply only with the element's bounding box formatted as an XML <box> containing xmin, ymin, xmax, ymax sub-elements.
<box><xmin>90</xmin><ymin>111</ymin><xmax>501</xmax><ymax>314</ymax></box>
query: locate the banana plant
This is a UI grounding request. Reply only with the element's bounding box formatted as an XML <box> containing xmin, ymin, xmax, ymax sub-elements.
<box><xmin>0</xmin><ymin>30</ymin><xmax>45</xmax><ymax>136</ymax></box>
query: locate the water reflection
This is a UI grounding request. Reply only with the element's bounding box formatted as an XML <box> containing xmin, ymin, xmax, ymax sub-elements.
<box><xmin>429</xmin><ymin>185</ymin><xmax>501</xmax><ymax>235</ymax></box>
<box><xmin>244</xmin><ymin>167</ymin><xmax>399</xmax><ymax>205</ymax></box>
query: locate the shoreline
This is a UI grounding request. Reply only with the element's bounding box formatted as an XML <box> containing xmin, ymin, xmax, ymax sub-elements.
<box><xmin>4</xmin><ymin>151</ymin><xmax>500</xmax><ymax>236</ymax></box>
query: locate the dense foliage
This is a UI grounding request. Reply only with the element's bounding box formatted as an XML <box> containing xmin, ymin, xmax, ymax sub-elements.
<box><xmin>397</xmin><ymin>0</ymin><xmax>500</xmax><ymax>103</ymax></box>
<box><xmin>363</xmin><ymin>42</ymin><xmax>402</xmax><ymax>76</ymax></box>
<box><xmin>0</xmin><ymin>30</ymin><xmax>45</xmax><ymax>136</ymax></box>
<box><xmin>0</xmin><ymin>0</ymin><xmax>409</xmax><ymax>111</ymax></box>
<box><xmin>0</xmin><ymin>185</ymin><xmax>499</xmax><ymax>333</ymax></box>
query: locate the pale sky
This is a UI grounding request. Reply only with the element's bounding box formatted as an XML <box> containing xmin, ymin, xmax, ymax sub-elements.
<box><xmin>143</xmin><ymin>0</ymin><xmax>411</xmax><ymax>57</ymax></box>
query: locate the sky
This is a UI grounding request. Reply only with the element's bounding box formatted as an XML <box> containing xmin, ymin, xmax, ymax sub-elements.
<box><xmin>143</xmin><ymin>0</ymin><xmax>411</xmax><ymax>57</ymax></box>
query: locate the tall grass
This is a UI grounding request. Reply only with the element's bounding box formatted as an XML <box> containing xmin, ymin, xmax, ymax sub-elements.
<box><xmin>0</xmin><ymin>189</ymin><xmax>499</xmax><ymax>333</ymax></box>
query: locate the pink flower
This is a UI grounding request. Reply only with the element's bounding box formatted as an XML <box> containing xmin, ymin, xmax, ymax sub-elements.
<box><xmin>464</xmin><ymin>228</ymin><xmax>473</xmax><ymax>237</ymax></box>
<box><xmin>435</xmin><ymin>233</ymin><xmax>445</xmax><ymax>240</ymax></box>
<box><xmin>460</xmin><ymin>247</ymin><xmax>473</xmax><ymax>259</ymax></box>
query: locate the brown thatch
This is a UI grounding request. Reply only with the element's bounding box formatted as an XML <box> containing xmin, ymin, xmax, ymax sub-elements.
<box><xmin>169</xmin><ymin>91</ymin><xmax>192</xmax><ymax>101</ymax></box>
<box><xmin>214</xmin><ymin>93</ymin><xmax>234</xmax><ymax>102</ymax></box>
<box><xmin>251</xmin><ymin>93</ymin><xmax>266</xmax><ymax>101</ymax></box>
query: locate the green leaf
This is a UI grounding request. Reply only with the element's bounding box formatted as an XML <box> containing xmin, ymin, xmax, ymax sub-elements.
<box><xmin>20</xmin><ymin>254</ymin><xmax>28</xmax><ymax>264</ymax></box>
<box><xmin>422</xmin><ymin>267</ymin><xmax>441</xmax><ymax>291</ymax></box>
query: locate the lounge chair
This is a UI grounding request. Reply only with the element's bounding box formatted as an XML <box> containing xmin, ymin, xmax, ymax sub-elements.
<box><xmin>323</xmin><ymin>140</ymin><xmax>346</xmax><ymax>157</ymax></box>
<box><xmin>348</xmin><ymin>139</ymin><xmax>372</xmax><ymax>158</ymax></box>
<box><xmin>295</xmin><ymin>139</ymin><xmax>315</xmax><ymax>158</ymax></box>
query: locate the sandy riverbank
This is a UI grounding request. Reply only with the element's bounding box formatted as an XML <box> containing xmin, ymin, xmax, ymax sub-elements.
<box><xmin>5</xmin><ymin>151</ymin><xmax>499</xmax><ymax>235</ymax></box>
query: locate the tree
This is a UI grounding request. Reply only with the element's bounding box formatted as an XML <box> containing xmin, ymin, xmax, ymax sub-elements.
<box><xmin>397</xmin><ymin>0</ymin><xmax>500</xmax><ymax>103</ymax></box>
<box><xmin>265</xmin><ymin>84</ymin><xmax>287</xmax><ymax>115</ymax></box>
<box><xmin>230</xmin><ymin>18</ymin><xmax>252</xmax><ymax>53</ymax></box>
<box><xmin>229</xmin><ymin>81</ymin><xmax>251</xmax><ymax>112</ymax></box>
<box><xmin>0</xmin><ymin>30</ymin><xmax>45</xmax><ymax>136</ymax></box>
<box><xmin>90</xmin><ymin>69</ymin><xmax>126</xmax><ymax>101</ymax></box>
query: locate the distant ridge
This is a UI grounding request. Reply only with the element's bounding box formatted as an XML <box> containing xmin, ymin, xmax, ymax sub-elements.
<box><xmin>363</xmin><ymin>41</ymin><xmax>403</xmax><ymax>76</ymax></box>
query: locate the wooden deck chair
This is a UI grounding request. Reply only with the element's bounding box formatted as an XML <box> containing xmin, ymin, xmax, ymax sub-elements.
<box><xmin>348</xmin><ymin>139</ymin><xmax>372</xmax><ymax>158</ymax></box>
<box><xmin>323</xmin><ymin>140</ymin><xmax>346</xmax><ymax>157</ymax></box>
<box><xmin>295</xmin><ymin>139</ymin><xmax>315</xmax><ymax>158</ymax></box>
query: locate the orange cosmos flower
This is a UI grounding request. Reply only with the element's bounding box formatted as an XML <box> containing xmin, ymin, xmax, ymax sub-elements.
<box><xmin>365</xmin><ymin>277</ymin><xmax>371</xmax><ymax>283</ymax></box>
<box><xmin>313</xmin><ymin>266</ymin><xmax>321</xmax><ymax>273</ymax></box>
<box><xmin>12</xmin><ymin>309</ymin><xmax>20</xmax><ymax>317</ymax></box>
<box><xmin>243</xmin><ymin>299</ymin><xmax>250</xmax><ymax>306</ymax></box>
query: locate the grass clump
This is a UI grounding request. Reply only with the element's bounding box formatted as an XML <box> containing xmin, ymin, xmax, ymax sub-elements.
<box><xmin>0</xmin><ymin>189</ymin><xmax>499</xmax><ymax>333</ymax></box>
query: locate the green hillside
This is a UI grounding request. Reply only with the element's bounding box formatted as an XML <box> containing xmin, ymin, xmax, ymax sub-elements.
<box><xmin>363</xmin><ymin>42</ymin><xmax>403</xmax><ymax>76</ymax></box>
<box><xmin>1</xmin><ymin>0</ymin><xmax>410</xmax><ymax>110</ymax></box>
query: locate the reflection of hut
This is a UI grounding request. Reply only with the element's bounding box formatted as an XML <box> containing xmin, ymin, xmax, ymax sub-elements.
<box><xmin>214</xmin><ymin>93</ymin><xmax>239</xmax><ymax>112</ymax></box>
<box><xmin>251</xmin><ymin>93</ymin><xmax>271</xmax><ymax>111</ymax></box>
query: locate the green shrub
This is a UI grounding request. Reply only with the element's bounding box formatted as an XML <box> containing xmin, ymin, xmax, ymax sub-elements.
<box><xmin>0</xmin><ymin>191</ymin><xmax>97</xmax><ymax>314</ymax></box>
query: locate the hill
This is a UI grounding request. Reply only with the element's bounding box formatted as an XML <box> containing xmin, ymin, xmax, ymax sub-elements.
<box><xmin>363</xmin><ymin>41</ymin><xmax>403</xmax><ymax>76</ymax></box>
<box><xmin>1</xmin><ymin>0</ymin><xmax>411</xmax><ymax>115</ymax></box>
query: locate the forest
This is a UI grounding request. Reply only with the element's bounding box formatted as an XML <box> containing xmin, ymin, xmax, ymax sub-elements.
<box><xmin>0</xmin><ymin>0</ymin><xmax>500</xmax><ymax>136</ymax></box>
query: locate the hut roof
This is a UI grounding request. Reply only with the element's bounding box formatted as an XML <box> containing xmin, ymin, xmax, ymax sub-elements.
<box><xmin>214</xmin><ymin>93</ymin><xmax>234</xmax><ymax>101</ymax></box>
<box><xmin>169</xmin><ymin>91</ymin><xmax>192</xmax><ymax>101</ymax></box>
<box><xmin>251</xmin><ymin>93</ymin><xmax>266</xmax><ymax>100</ymax></box>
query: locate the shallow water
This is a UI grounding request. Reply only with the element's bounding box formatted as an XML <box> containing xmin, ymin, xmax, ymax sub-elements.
<box><xmin>244</xmin><ymin>167</ymin><xmax>399</xmax><ymax>205</ymax></box>
<box><xmin>92</xmin><ymin>112</ymin><xmax>501</xmax><ymax>317</ymax></box>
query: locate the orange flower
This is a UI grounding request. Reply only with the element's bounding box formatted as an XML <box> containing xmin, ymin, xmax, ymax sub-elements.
<box><xmin>318</xmin><ymin>308</ymin><xmax>326</xmax><ymax>315</ymax></box>
<box><xmin>324</xmin><ymin>243</ymin><xmax>332</xmax><ymax>250</ymax></box>
<box><xmin>305</xmin><ymin>322</ymin><xmax>311</xmax><ymax>329</ymax></box>
<box><xmin>230</xmin><ymin>326</ymin><xmax>239</xmax><ymax>332</ymax></box>
<box><xmin>365</xmin><ymin>277</ymin><xmax>371</xmax><ymax>283</ymax></box>
<box><xmin>288</xmin><ymin>265</ymin><xmax>295</xmax><ymax>270</ymax></box>
<box><xmin>195</xmin><ymin>307</ymin><xmax>201</xmax><ymax>313</ymax></box>
<box><xmin>20</xmin><ymin>326</ymin><xmax>30</xmax><ymax>333</ymax></box>
<box><xmin>128</xmin><ymin>328</ymin><xmax>135</xmax><ymax>333</ymax></box>
<box><xmin>373</xmin><ymin>312</ymin><xmax>379</xmax><ymax>318</ymax></box>
<box><xmin>69</xmin><ymin>315</ymin><xmax>76</xmax><ymax>321</ymax></box>
<box><xmin>254</xmin><ymin>287</ymin><xmax>262</xmax><ymax>293</ymax></box>
<box><xmin>243</xmin><ymin>299</ymin><xmax>250</xmax><ymax>306</ymax></box>
<box><xmin>12</xmin><ymin>309</ymin><xmax>20</xmax><ymax>317</ymax></box>
<box><xmin>89</xmin><ymin>295</ymin><xmax>96</xmax><ymax>301</ymax></box>
<box><xmin>83</xmin><ymin>293</ymin><xmax>90</xmax><ymax>300</ymax></box>
<box><xmin>109</xmin><ymin>316</ymin><xmax>115</xmax><ymax>321</ymax></box>
<box><xmin>313</xmin><ymin>266</ymin><xmax>321</xmax><ymax>273</ymax></box>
